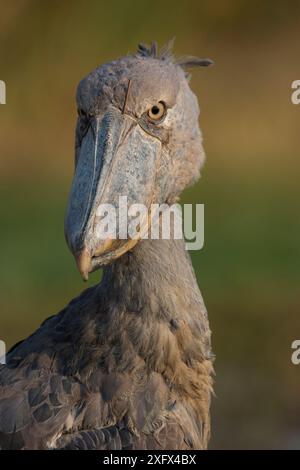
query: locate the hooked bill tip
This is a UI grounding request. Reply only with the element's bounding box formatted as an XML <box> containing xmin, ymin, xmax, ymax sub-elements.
<box><xmin>75</xmin><ymin>247</ymin><xmax>91</xmax><ymax>282</ymax></box>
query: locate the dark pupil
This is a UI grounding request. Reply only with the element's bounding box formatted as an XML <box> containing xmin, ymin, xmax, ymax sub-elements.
<box><xmin>151</xmin><ymin>105</ymin><xmax>160</xmax><ymax>115</ymax></box>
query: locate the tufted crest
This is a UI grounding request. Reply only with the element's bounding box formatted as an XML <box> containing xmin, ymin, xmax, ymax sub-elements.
<box><xmin>136</xmin><ymin>40</ymin><xmax>213</xmax><ymax>72</ymax></box>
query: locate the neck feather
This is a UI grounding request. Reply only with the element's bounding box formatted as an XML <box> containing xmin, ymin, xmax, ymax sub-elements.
<box><xmin>102</xmin><ymin>237</ymin><xmax>212</xmax><ymax>361</ymax></box>
<box><xmin>101</xmin><ymin>237</ymin><xmax>213</xmax><ymax>442</ymax></box>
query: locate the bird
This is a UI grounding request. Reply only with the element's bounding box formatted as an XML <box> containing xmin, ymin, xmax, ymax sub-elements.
<box><xmin>0</xmin><ymin>42</ymin><xmax>214</xmax><ymax>450</ymax></box>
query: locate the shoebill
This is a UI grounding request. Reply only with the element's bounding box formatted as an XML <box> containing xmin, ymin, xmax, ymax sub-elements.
<box><xmin>0</xmin><ymin>43</ymin><xmax>214</xmax><ymax>450</ymax></box>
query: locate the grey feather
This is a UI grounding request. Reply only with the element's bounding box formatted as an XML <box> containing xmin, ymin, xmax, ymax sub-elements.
<box><xmin>0</xmin><ymin>42</ymin><xmax>213</xmax><ymax>450</ymax></box>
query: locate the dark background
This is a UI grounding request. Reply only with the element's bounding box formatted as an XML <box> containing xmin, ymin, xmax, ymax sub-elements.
<box><xmin>0</xmin><ymin>0</ymin><xmax>300</xmax><ymax>449</ymax></box>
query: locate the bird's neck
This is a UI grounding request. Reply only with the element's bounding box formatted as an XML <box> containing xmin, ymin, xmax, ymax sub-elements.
<box><xmin>100</xmin><ymin>237</ymin><xmax>212</xmax><ymax>444</ymax></box>
<box><xmin>102</xmin><ymin>237</ymin><xmax>211</xmax><ymax>359</ymax></box>
<box><xmin>93</xmin><ymin>237</ymin><xmax>212</xmax><ymax>447</ymax></box>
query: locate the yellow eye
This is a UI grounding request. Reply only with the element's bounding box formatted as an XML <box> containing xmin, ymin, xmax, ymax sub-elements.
<box><xmin>147</xmin><ymin>101</ymin><xmax>166</xmax><ymax>121</ymax></box>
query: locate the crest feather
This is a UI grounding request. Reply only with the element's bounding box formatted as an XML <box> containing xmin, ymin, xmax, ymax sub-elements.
<box><xmin>136</xmin><ymin>41</ymin><xmax>213</xmax><ymax>73</ymax></box>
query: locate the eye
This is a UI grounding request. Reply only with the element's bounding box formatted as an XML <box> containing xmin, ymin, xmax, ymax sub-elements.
<box><xmin>147</xmin><ymin>101</ymin><xmax>166</xmax><ymax>122</ymax></box>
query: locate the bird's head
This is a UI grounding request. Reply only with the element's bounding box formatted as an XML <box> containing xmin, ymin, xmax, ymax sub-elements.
<box><xmin>65</xmin><ymin>42</ymin><xmax>212</xmax><ymax>279</ymax></box>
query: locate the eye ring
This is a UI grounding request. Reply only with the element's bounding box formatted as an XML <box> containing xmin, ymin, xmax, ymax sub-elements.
<box><xmin>147</xmin><ymin>101</ymin><xmax>166</xmax><ymax>122</ymax></box>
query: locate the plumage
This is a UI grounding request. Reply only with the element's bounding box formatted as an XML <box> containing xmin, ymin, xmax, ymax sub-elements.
<box><xmin>0</xmin><ymin>42</ymin><xmax>213</xmax><ymax>450</ymax></box>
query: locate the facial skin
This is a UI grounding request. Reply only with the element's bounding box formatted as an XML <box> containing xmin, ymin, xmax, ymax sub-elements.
<box><xmin>64</xmin><ymin>50</ymin><xmax>209</xmax><ymax>280</ymax></box>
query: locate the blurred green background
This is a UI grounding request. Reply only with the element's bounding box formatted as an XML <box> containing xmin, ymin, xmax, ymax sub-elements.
<box><xmin>1</xmin><ymin>0</ymin><xmax>300</xmax><ymax>449</ymax></box>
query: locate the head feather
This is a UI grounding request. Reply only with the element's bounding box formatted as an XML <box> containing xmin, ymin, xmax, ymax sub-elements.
<box><xmin>136</xmin><ymin>40</ymin><xmax>213</xmax><ymax>71</ymax></box>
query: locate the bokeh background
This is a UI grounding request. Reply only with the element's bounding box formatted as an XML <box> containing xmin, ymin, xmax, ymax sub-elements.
<box><xmin>1</xmin><ymin>0</ymin><xmax>300</xmax><ymax>449</ymax></box>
